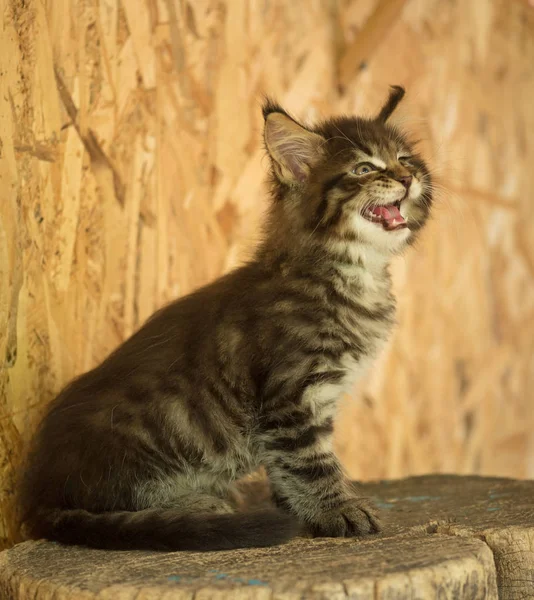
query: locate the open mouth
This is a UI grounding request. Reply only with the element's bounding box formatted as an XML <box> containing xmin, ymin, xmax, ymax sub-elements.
<box><xmin>362</xmin><ymin>200</ymin><xmax>407</xmax><ymax>231</ymax></box>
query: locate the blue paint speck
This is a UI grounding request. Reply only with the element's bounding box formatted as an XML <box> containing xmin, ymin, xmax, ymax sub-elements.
<box><xmin>405</xmin><ymin>495</ymin><xmax>440</xmax><ymax>503</ymax></box>
<box><xmin>487</xmin><ymin>507</ymin><xmax>500</xmax><ymax>512</ymax></box>
<box><xmin>375</xmin><ymin>502</ymin><xmax>395</xmax><ymax>509</ymax></box>
<box><xmin>168</xmin><ymin>576</ymin><xmax>182</xmax><ymax>583</ymax></box>
<box><xmin>247</xmin><ymin>579</ymin><xmax>268</xmax><ymax>586</ymax></box>
<box><xmin>203</xmin><ymin>569</ymin><xmax>269</xmax><ymax>587</ymax></box>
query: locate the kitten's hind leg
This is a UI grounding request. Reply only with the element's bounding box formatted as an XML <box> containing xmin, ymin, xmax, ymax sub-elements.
<box><xmin>134</xmin><ymin>477</ymin><xmax>235</xmax><ymax>515</ymax></box>
<box><xmin>159</xmin><ymin>492</ymin><xmax>234</xmax><ymax>515</ymax></box>
<box><xmin>130</xmin><ymin>483</ymin><xmax>298</xmax><ymax>550</ymax></box>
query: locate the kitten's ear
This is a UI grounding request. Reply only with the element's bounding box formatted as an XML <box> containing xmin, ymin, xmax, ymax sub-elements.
<box><xmin>377</xmin><ymin>86</ymin><xmax>405</xmax><ymax>122</ymax></box>
<box><xmin>263</xmin><ymin>106</ymin><xmax>324</xmax><ymax>185</ymax></box>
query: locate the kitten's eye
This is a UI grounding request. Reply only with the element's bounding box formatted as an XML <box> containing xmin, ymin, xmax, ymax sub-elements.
<box><xmin>351</xmin><ymin>163</ymin><xmax>376</xmax><ymax>176</ymax></box>
<box><xmin>399</xmin><ymin>156</ymin><xmax>413</xmax><ymax>166</ymax></box>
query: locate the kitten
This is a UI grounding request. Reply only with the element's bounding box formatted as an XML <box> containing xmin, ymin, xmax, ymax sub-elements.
<box><xmin>19</xmin><ymin>86</ymin><xmax>432</xmax><ymax>551</ymax></box>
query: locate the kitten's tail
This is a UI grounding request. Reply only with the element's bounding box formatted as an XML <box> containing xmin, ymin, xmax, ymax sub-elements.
<box><xmin>26</xmin><ymin>507</ymin><xmax>299</xmax><ymax>551</ymax></box>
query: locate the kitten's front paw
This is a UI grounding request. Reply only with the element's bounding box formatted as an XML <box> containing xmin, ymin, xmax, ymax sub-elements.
<box><xmin>308</xmin><ymin>498</ymin><xmax>381</xmax><ymax>538</ymax></box>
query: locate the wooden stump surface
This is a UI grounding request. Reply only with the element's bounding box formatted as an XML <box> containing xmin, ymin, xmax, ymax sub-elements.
<box><xmin>1</xmin><ymin>475</ymin><xmax>533</xmax><ymax>600</ymax></box>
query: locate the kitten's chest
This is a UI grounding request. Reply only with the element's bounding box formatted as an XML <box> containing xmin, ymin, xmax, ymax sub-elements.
<box><xmin>307</xmin><ymin>282</ymin><xmax>395</xmax><ymax>413</ymax></box>
<box><xmin>321</xmin><ymin>343</ymin><xmax>383</xmax><ymax>397</ymax></box>
<box><xmin>303</xmin><ymin>351</ymin><xmax>375</xmax><ymax>425</ymax></box>
<box><xmin>329</xmin><ymin>280</ymin><xmax>396</xmax><ymax>360</ymax></box>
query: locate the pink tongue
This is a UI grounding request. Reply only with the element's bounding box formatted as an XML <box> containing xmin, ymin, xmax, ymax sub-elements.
<box><xmin>371</xmin><ymin>204</ymin><xmax>405</xmax><ymax>227</ymax></box>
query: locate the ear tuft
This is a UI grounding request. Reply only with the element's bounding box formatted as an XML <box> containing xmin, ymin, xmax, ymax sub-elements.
<box><xmin>263</xmin><ymin>108</ymin><xmax>324</xmax><ymax>185</ymax></box>
<box><xmin>262</xmin><ymin>97</ymin><xmax>289</xmax><ymax>121</ymax></box>
<box><xmin>377</xmin><ymin>86</ymin><xmax>405</xmax><ymax>122</ymax></box>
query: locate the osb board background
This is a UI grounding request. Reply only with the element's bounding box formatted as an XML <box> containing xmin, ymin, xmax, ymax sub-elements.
<box><xmin>1</xmin><ymin>0</ymin><xmax>533</xmax><ymax>548</ymax></box>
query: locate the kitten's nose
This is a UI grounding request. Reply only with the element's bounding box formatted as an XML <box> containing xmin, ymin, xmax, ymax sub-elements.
<box><xmin>398</xmin><ymin>176</ymin><xmax>412</xmax><ymax>190</ymax></box>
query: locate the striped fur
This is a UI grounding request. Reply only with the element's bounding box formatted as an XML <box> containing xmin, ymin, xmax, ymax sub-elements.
<box><xmin>19</xmin><ymin>88</ymin><xmax>432</xmax><ymax>551</ymax></box>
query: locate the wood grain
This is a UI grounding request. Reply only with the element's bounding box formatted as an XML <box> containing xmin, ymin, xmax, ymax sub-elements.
<box><xmin>3</xmin><ymin>475</ymin><xmax>534</xmax><ymax>599</ymax></box>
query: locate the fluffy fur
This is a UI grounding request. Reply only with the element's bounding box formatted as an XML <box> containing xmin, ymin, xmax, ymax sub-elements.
<box><xmin>19</xmin><ymin>87</ymin><xmax>432</xmax><ymax>551</ymax></box>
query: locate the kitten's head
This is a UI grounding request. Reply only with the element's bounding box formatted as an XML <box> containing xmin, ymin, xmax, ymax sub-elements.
<box><xmin>263</xmin><ymin>87</ymin><xmax>432</xmax><ymax>255</ymax></box>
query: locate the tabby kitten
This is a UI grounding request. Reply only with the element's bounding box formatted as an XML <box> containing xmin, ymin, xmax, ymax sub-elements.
<box><xmin>20</xmin><ymin>86</ymin><xmax>432</xmax><ymax>551</ymax></box>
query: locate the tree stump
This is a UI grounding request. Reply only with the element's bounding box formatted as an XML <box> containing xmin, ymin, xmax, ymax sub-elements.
<box><xmin>1</xmin><ymin>475</ymin><xmax>533</xmax><ymax>599</ymax></box>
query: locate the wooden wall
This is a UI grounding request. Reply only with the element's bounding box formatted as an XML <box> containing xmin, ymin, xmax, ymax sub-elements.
<box><xmin>1</xmin><ymin>0</ymin><xmax>533</xmax><ymax>548</ymax></box>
